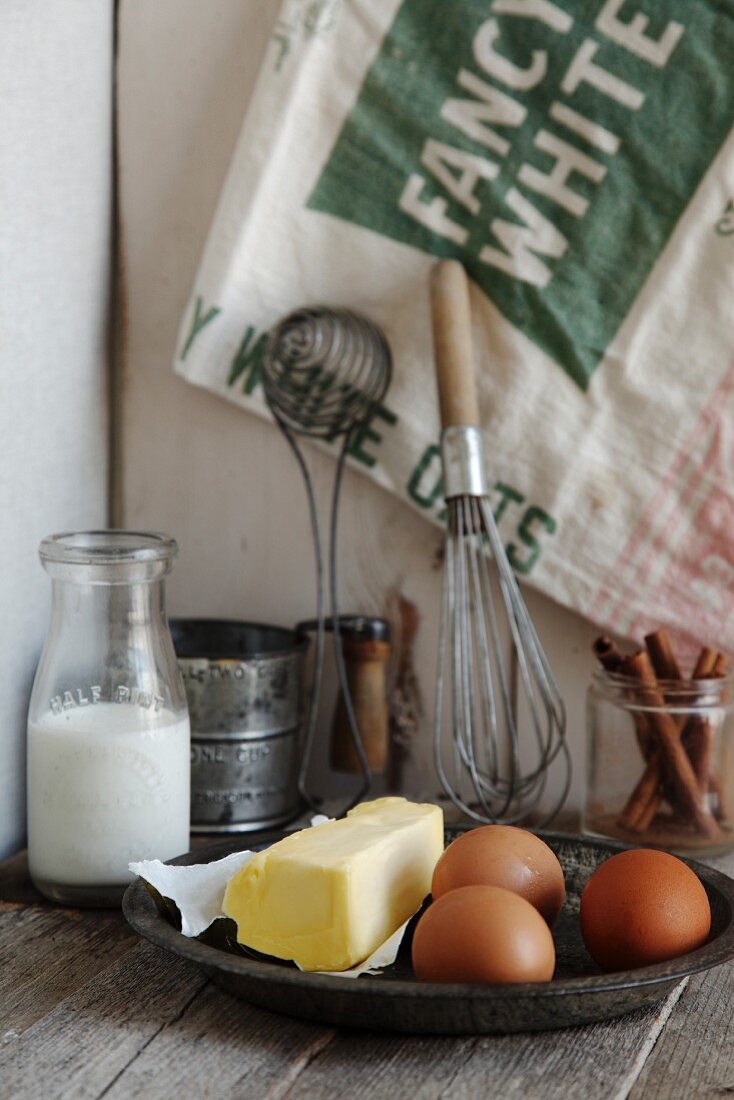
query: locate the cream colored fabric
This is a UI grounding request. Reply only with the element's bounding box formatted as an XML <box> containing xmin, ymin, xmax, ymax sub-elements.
<box><xmin>175</xmin><ymin>0</ymin><xmax>734</xmax><ymax>658</ymax></box>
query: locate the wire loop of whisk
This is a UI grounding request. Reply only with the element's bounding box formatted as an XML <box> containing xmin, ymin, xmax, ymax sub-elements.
<box><xmin>434</xmin><ymin>492</ymin><xmax>572</xmax><ymax>827</ymax></box>
<box><xmin>430</xmin><ymin>261</ymin><xmax>569</xmax><ymax>828</ymax></box>
<box><xmin>263</xmin><ymin>308</ymin><xmax>391</xmax><ymax>439</ymax></box>
<box><xmin>262</xmin><ymin>306</ymin><xmax>392</xmax><ymax>818</ymax></box>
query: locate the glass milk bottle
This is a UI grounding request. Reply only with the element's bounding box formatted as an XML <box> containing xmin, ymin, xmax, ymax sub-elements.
<box><xmin>27</xmin><ymin>531</ymin><xmax>190</xmax><ymax>906</ymax></box>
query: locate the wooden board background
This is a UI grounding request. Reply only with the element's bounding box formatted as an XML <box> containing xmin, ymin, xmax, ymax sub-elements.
<box><xmin>116</xmin><ymin>0</ymin><xmax>600</xmax><ymax>812</ymax></box>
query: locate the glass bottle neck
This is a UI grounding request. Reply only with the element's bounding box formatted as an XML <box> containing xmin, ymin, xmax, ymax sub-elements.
<box><xmin>49</xmin><ymin>577</ymin><xmax>167</xmax><ymax>627</ymax></box>
<box><xmin>29</xmin><ymin>532</ymin><xmax>186</xmax><ymax>725</ymax></box>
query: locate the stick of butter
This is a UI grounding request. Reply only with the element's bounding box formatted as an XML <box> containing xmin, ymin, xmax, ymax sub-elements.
<box><xmin>223</xmin><ymin>797</ymin><xmax>444</xmax><ymax>972</ymax></box>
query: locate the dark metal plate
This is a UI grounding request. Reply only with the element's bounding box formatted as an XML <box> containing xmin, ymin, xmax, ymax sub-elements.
<box><xmin>122</xmin><ymin>827</ymin><xmax>734</xmax><ymax>1035</ymax></box>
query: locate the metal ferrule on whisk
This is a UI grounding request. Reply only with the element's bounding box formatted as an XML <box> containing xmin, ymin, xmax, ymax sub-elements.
<box><xmin>441</xmin><ymin>425</ymin><xmax>488</xmax><ymax>499</ymax></box>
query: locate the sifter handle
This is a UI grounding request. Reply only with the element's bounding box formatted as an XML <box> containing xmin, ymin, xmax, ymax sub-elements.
<box><xmin>430</xmin><ymin>260</ymin><xmax>480</xmax><ymax>430</ymax></box>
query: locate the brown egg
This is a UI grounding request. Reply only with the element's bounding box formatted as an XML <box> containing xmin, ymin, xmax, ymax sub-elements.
<box><xmin>412</xmin><ymin>885</ymin><xmax>556</xmax><ymax>983</ymax></box>
<box><xmin>431</xmin><ymin>825</ymin><xmax>565</xmax><ymax>925</ymax></box>
<box><xmin>580</xmin><ymin>849</ymin><xmax>711</xmax><ymax>971</ymax></box>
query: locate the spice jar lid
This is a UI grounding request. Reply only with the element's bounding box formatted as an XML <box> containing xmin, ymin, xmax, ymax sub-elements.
<box><xmin>297</xmin><ymin>616</ymin><xmax>391</xmax><ymax>642</ymax></box>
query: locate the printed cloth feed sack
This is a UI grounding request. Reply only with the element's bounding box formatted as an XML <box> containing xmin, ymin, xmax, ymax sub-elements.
<box><xmin>175</xmin><ymin>0</ymin><xmax>734</xmax><ymax>653</ymax></box>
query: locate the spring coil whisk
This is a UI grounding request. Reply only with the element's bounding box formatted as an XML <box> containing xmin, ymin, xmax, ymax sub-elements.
<box><xmin>262</xmin><ymin>307</ymin><xmax>392</xmax><ymax>816</ymax></box>
<box><xmin>263</xmin><ymin>308</ymin><xmax>391</xmax><ymax>439</ymax></box>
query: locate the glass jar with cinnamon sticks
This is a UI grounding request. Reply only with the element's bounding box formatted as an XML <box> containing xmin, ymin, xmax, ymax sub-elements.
<box><xmin>584</xmin><ymin>631</ymin><xmax>733</xmax><ymax>855</ymax></box>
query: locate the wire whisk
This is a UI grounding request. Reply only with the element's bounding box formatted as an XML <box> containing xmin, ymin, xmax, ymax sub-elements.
<box><xmin>431</xmin><ymin>261</ymin><xmax>571</xmax><ymax>826</ymax></box>
<box><xmin>264</xmin><ymin>308</ymin><xmax>390</xmax><ymax>438</ymax></box>
<box><xmin>262</xmin><ymin>306</ymin><xmax>392</xmax><ymax>815</ymax></box>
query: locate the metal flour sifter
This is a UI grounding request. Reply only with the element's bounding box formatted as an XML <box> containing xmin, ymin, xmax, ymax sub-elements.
<box><xmin>430</xmin><ymin>260</ymin><xmax>571</xmax><ymax>826</ymax></box>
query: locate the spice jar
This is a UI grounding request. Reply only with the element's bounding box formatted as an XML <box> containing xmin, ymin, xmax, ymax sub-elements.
<box><xmin>27</xmin><ymin>531</ymin><xmax>190</xmax><ymax>907</ymax></box>
<box><xmin>584</xmin><ymin>668</ymin><xmax>734</xmax><ymax>856</ymax></box>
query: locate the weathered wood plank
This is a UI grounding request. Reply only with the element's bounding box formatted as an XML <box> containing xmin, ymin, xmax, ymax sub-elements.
<box><xmin>0</xmin><ymin>852</ymin><xmax>136</xmax><ymax>1036</ymax></box>
<box><xmin>2</xmin><ymin>843</ymin><xmax>731</xmax><ymax>1099</ymax></box>
<box><xmin>101</xmin><ymin>985</ymin><xmax>334</xmax><ymax>1100</ymax></box>
<box><xmin>275</xmin><ymin>985</ymin><xmax>686</xmax><ymax>1100</ymax></box>
<box><xmin>0</xmin><ymin>936</ymin><xmax>336</xmax><ymax>1100</ymax></box>
<box><xmin>0</xmin><ymin>906</ymin><xmax>135</xmax><ymax>1037</ymax></box>
<box><xmin>628</xmin><ymin>849</ymin><xmax>734</xmax><ymax>1100</ymax></box>
<box><xmin>0</xmin><ymin>942</ymin><xmax>206</xmax><ymax>1099</ymax></box>
<box><xmin>629</xmin><ymin>964</ymin><xmax>734</xmax><ymax>1100</ymax></box>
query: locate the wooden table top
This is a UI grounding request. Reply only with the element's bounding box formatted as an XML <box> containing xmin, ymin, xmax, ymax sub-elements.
<box><xmin>0</xmin><ymin>843</ymin><xmax>732</xmax><ymax>1100</ymax></box>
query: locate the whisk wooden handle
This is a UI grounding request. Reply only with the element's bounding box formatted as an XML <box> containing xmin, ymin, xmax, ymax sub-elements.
<box><xmin>430</xmin><ymin>260</ymin><xmax>480</xmax><ymax>430</ymax></box>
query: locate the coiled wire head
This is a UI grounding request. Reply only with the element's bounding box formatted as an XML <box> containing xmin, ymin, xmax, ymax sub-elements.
<box><xmin>260</xmin><ymin>305</ymin><xmax>393</xmax><ymax>816</ymax></box>
<box><xmin>262</xmin><ymin>307</ymin><xmax>391</xmax><ymax>438</ymax></box>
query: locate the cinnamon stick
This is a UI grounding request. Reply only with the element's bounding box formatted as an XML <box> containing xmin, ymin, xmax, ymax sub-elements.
<box><xmin>684</xmin><ymin>651</ymin><xmax>728</xmax><ymax>792</ymax></box>
<box><xmin>620</xmin><ymin>639</ymin><xmax>725</xmax><ymax>832</ymax></box>
<box><xmin>694</xmin><ymin>648</ymin><xmax>721</xmax><ymax>679</ymax></box>
<box><xmin>641</xmin><ymin>629</ymin><xmax>685</xmax><ymax>819</ymax></box>
<box><xmin>645</xmin><ymin>628</ymin><xmax>684</xmax><ymax>683</ymax></box>
<box><xmin>618</xmin><ymin>749</ymin><xmax>661</xmax><ymax>832</ymax></box>
<box><xmin>620</xmin><ymin>650</ymin><xmax>720</xmax><ymax>841</ymax></box>
<box><xmin>592</xmin><ymin>636</ymin><xmax>624</xmax><ymax>673</ymax></box>
<box><xmin>619</xmin><ymin>629</ymin><xmax>683</xmax><ymax>831</ymax></box>
<box><xmin>592</xmin><ymin>635</ymin><xmax>651</xmax><ymax>763</ymax></box>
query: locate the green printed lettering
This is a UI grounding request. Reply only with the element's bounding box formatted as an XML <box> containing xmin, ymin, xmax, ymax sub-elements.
<box><xmin>507</xmin><ymin>505</ymin><xmax>556</xmax><ymax>574</ymax></box>
<box><xmin>493</xmin><ymin>480</ymin><xmax>524</xmax><ymax>523</ymax></box>
<box><xmin>441</xmin><ymin>69</ymin><xmax>526</xmax><ymax>157</ymax></box>
<box><xmin>479</xmin><ymin>186</ymin><xmax>568</xmax><ymax>287</ymax></box>
<box><xmin>422</xmin><ymin>139</ymin><xmax>499</xmax><ymax>216</ymax></box>
<box><xmin>595</xmin><ymin>1</ymin><xmax>683</xmax><ymax>69</ymax></box>
<box><xmin>474</xmin><ymin>18</ymin><xmax>547</xmax><ymax>91</ymax></box>
<box><xmin>561</xmin><ymin>39</ymin><xmax>644</xmax><ymax>108</ymax></box>
<box><xmin>309</xmin><ymin>0</ymin><xmax>730</xmax><ymax>390</ymax></box>
<box><xmin>518</xmin><ymin>130</ymin><xmax>607</xmax><ymax>219</ymax></box>
<box><xmin>348</xmin><ymin>405</ymin><xmax>398</xmax><ymax>468</ymax></box>
<box><xmin>407</xmin><ymin>444</ymin><xmax>443</xmax><ymax>508</ymax></box>
<box><xmin>228</xmin><ymin>326</ymin><xmax>267</xmax><ymax>394</ymax></box>
<box><xmin>399</xmin><ymin>174</ymin><xmax>468</xmax><ymax>244</ymax></box>
<box><xmin>491</xmin><ymin>0</ymin><xmax>573</xmax><ymax>35</ymax></box>
<box><xmin>180</xmin><ymin>296</ymin><xmax>221</xmax><ymax>361</ymax></box>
